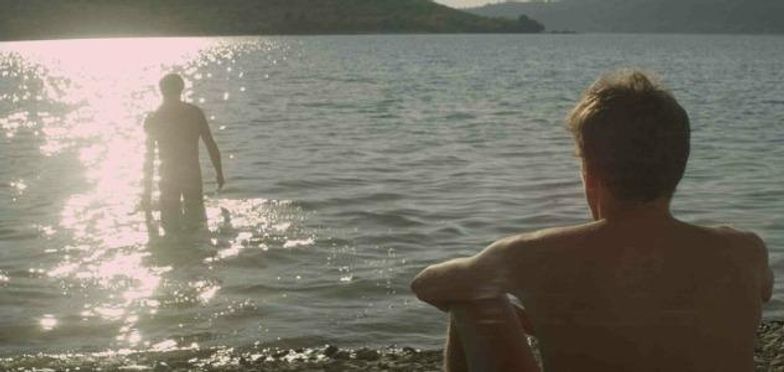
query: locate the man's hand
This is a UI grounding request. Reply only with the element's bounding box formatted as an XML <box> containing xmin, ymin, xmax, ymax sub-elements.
<box><xmin>216</xmin><ymin>174</ymin><xmax>225</xmax><ymax>190</ymax></box>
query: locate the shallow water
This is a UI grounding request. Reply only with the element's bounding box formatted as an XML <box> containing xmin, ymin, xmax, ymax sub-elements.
<box><xmin>0</xmin><ymin>34</ymin><xmax>782</xmax><ymax>365</ymax></box>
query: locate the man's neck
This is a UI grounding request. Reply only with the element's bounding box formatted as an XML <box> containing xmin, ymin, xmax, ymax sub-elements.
<box><xmin>597</xmin><ymin>197</ymin><xmax>673</xmax><ymax>224</ymax></box>
<box><xmin>162</xmin><ymin>96</ymin><xmax>181</xmax><ymax>105</ymax></box>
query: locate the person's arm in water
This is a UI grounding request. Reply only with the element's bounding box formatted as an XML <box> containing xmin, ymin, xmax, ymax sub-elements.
<box><xmin>142</xmin><ymin>116</ymin><xmax>155</xmax><ymax>211</ymax></box>
<box><xmin>198</xmin><ymin>108</ymin><xmax>224</xmax><ymax>189</ymax></box>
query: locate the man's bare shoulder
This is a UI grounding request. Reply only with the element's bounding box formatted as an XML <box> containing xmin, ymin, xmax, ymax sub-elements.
<box><xmin>658</xmin><ymin>222</ymin><xmax>769</xmax><ymax>279</ymax></box>
<box><xmin>492</xmin><ymin>221</ymin><xmax>604</xmax><ymax>253</ymax></box>
<box><xmin>181</xmin><ymin>102</ymin><xmax>205</xmax><ymax>115</ymax></box>
<box><xmin>710</xmin><ymin>224</ymin><xmax>763</xmax><ymax>240</ymax></box>
<box><xmin>479</xmin><ymin>222</ymin><xmax>605</xmax><ymax>291</ymax></box>
<box><xmin>707</xmin><ymin>224</ymin><xmax>768</xmax><ymax>259</ymax></box>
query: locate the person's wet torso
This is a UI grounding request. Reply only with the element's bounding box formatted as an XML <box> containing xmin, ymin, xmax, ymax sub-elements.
<box><xmin>146</xmin><ymin>102</ymin><xmax>205</xmax><ymax>188</ymax></box>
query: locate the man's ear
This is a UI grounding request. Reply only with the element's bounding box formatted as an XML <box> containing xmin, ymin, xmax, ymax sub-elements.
<box><xmin>581</xmin><ymin>161</ymin><xmax>598</xmax><ymax>192</ymax></box>
<box><xmin>581</xmin><ymin>161</ymin><xmax>601</xmax><ymax>220</ymax></box>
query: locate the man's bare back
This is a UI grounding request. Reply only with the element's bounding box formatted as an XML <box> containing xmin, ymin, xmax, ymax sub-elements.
<box><xmin>497</xmin><ymin>219</ymin><xmax>771</xmax><ymax>371</ymax></box>
<box><xmin>411</xmin><ymin>71</ymin><xmax>773</xmax><ymax>372</ymax></box>
<box><xmin>146</xmin><ymin>101</ymin><xmax>211</xmax><ymax>185</ymax></box>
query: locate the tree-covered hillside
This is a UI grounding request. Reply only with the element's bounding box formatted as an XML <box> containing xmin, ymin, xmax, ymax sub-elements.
<box><xmin>468</xmin><ymin>0</ymin><xmax>784</xmax><ymax>33</ymax></box>
<box><xmin>0</xmin><ymin>0</ymin><xmax>545</xmax><ymax>41</ymax></box>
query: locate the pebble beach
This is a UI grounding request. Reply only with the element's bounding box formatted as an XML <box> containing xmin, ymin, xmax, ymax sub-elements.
<box><xmin>2</xmin><ymin>321</ymin><xmax>781</xmax><ymax>371</ymax></box>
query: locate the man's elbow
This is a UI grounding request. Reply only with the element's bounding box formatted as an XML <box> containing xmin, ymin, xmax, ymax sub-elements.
<box><xmin>763</xmin><ymin>269</ymin><xmax>774</xmax><ymax>303</ymax></box>
<box><xmin>207</xmin><ymin>142</ymin><xmax>220</xmax><ymax>156</ymax></box>
<box><xmin>410</xmin><ymin>270</ymin><xmax>428</xmax><ymax>299</ymax></box>
<box><xmin>410</xmin><ymin>267</ymin><xmax>439</xmax><ymax>303</ymax></box>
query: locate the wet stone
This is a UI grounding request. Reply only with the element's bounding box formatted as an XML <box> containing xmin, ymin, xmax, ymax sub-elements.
<box><xmin>153</xmin><ymin>361</ymin><xmax>171</xmax><ymax>372</ymax></box>
<box><xmin>355</xmin><ymin>349</ymin><xmax>380</xmax><ymax>361</ymax></box>
<box><xmin>4</xmin><ymin>321</ymin><xmax>784</xmax><ymax>371</ymax></box>
<box><xmin>324</xmin><ymin>345</ymin><xmax>339</xmax><ymax>358</ymax></box>
<box><xmin>323</xmin><ymin>361</ymin><xmax>345</xmax><ymax>372</ymax></box>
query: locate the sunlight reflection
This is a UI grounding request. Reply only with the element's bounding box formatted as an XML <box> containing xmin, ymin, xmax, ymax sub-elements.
<box><xmin>40</xmin><ymin>315</ymin><xmax>58</xmax><ymax>331</ymax></box>
<box><xmin>9</xmin><ymin>179</ymin><xmax>27</xmax><ymax>194</ymax></box>
<box><xmin>203</xmin><ymin>198</ymin><xmax>313</xmax><ymax>264</ymax></box>
<box><xmin>0</xmin><ymin>36</ymin><xmax>263</xmax><ymax>349</ymax></box>
<box><xmin>196</xmin><ymin>281</ymin><xmax>221</xmax><ymax>303</ymax></box>
<box><xmin>151</xmin><ymin>339</ymin><xmax>178</xmax><ymax>352</ymax></box>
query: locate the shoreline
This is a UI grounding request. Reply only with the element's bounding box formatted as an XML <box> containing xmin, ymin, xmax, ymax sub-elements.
<box><xmin>0</xmin><ymin>31</ymin><xmax>551</xmax><ymax>44</ymax></box>
<box><xmin>3</xmin><ymin>320</ymin><xmax>782</xmax><ymax>371</ymax></box>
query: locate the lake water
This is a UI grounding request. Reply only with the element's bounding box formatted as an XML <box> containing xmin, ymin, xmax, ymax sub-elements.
<box><xmin>1</xmin><ymin>34</ymin><xmax>782</xmax><ymax>366</ymax></box>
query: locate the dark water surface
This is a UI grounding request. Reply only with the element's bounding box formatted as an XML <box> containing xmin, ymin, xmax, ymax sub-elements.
<box><xmin>0</xmin><ymin>34</ymin><xmax>782</xmax><ymax>365</ymax></box>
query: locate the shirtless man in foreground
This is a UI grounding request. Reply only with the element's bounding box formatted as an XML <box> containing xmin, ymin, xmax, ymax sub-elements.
<box><xmin>411</xmin><ymin>71</ymin><xmax>773</xmax><ymax>372</ymax></box>
<box><xmin>143</xmin><ymin>74</ymin><xmax>224</xmax><ymax>234</ymax></box>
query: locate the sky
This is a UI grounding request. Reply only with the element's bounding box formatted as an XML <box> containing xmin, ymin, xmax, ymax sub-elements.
<box><xmin>434</xmin><ymin>0</ymin><xmax>512</xmax><ymax>9</ymax></box>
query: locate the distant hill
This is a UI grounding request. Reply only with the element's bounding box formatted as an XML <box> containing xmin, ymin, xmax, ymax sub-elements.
<box><xmin>467</xmin><ymin>0</ymin><xmax>784</xmax><ymax>33</ymax></box>
<box><xmin>0</xmin><ymin>0</ymin><xmax>544</xmax><ymax>41</ymax></box>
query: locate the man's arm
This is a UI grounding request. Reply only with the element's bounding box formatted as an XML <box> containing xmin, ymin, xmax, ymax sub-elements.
<box><xmin>411</xmin><ymin>239</ymin><xmax>518</xmax><ymax>311</ymax></box>
<box><xmin>763</xmin><ymin>265</ymin><xmax>774</xmax><ymax>303</ymax></box>
<box><xmin>198</xmin><ymin>109</ymin><xmax>224</xmax><ymax>189</ymax></box>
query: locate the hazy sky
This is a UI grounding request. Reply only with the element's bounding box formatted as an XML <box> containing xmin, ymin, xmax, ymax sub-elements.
<box><xmin>434</xmin><ymin>0</ymin><xmax>508</xmax><ymax>9</ymax></box>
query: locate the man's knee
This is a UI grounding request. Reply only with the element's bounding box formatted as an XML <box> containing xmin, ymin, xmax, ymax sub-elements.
<box><xmin>451</xmin><ymin>298</ymin><xmax>516</xmax><ymax>324</ymax></box>
<box><xmin>448</xmin><ymin>298</ymin><xmax>540</xmax><ymax>372</ymax></box>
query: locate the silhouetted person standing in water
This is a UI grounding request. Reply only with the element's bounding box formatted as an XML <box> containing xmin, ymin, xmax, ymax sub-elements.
<box><xmin>143</xmin><ymin>74</ymin><xmax>224</xmax><ymax>233</ymax></box>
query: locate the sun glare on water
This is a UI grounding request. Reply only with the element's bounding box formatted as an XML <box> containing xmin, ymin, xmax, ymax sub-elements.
<box><xmin>0</xmin><ymin>37</ymin><xmax>261</xmax><ymax>348</ymax></box>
